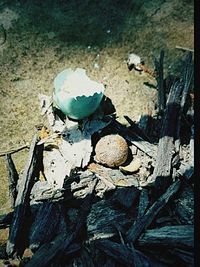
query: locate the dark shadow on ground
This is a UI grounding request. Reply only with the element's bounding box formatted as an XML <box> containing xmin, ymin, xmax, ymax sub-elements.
<box><xmin>3</xmin><ymin>0</ymin><xmax>142</xmax><ymax>48</ymax></box>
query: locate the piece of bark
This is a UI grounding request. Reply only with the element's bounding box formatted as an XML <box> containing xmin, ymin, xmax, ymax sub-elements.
<box><xmin>127</xmin><ymin>179</ymin><xmax>181</xmax><ymax>243</ymax></box>
<box><xmin>138</xmin><ymin>114</ymin><xmax>155</xmax><ymax>141</ymax></box>
<box><xmin>131</xmin><ymin>140</ymin><xmax>157</xmax><ymax>160</ymax></box>
<box><xmin>95</xmin><ymin>239</ymin><xmax>167</xmax><ymax>267</ymax></box>
<box><xmin>139</xmin><ymin>245</ymin><xmax>193</xmax><ymax>266</ymax></box>
<box><xmin>138</xmin><ymin>225</ymin><xmax>194</xmax><ymax>249</ymax></box>
<box><xmin>155</xmin><ymin>215</ymin><xmax>177</xmax><ymax>226</ymax></box>
<box><xmin>25</xmin><ymin>179</ymin><xmax>97</xmax><ymax>267</ymax></box>
<box><xmin>6</xmin><ymin>134</ymin><xmax>43</xmax><ymax>258</ymax></box>
<box><xmin>4</xmin><ymin>154</ymin><xmax>19</xmax><ymax>207</ymax></box>
<box><xmin>87</xmin><ymin>199</ymin><xmax>130</xmax><ymax>241</ymax></box>
<box><xmin>29</xmin><ymin>202</ymin><xmax>68</xmax><ymax>251</ymax></box>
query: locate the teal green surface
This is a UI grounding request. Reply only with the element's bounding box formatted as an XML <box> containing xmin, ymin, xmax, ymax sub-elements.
<box><xmin>53</xmin><ymin>70</ymin><xmax>103</xmax><ymax>120</ymax></box>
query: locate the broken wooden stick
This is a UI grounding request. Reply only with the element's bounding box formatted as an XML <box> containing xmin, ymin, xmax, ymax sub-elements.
<box><xmin>153</xmin><ymin>50</ymin><xmax>165</xmax><ymax>112</ymax></box>
<box><xmin>6</xmin><ymin>133</ymin><xmax>43</xmax><ymax>258</ymax></box>
<box><xmin>0</xmin><ymin>144</ymin><xmax>29</xmax><ymax>157</ymax></box>
<box><xmin>175</xmin><ymin>46</ymin><xmax>194</xmax><ymax>52</ymax></box>
<box><xmin>127</xmin><ymin>180</ymin><xmax>181</xmax><ymax>243</ymax></box>
<box><xmin>124</xmin><ymin>115</ymin><xmax>151</xmax><ymax>142</ymax></box>
<box><xmin>4</xmin><ymin>154</ymin><xmax>19</xmax><ymax>207</ymax></box>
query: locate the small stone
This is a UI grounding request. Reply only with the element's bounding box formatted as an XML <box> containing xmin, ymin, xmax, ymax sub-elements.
<box><xmin>95</xmin><ymin>134</ymin><xmax>129</xmax><ymax>167</ymax></box>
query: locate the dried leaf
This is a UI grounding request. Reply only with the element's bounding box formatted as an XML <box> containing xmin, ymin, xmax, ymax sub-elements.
<box><xmin>38</xmin><ymin>126</ymin><xmax>50</xmax><ymax>140</ymax></box>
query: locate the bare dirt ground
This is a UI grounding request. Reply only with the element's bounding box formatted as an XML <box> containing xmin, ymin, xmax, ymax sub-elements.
<box><xmin>0</xmin><ymin>0</ymin><xmax>193</xmax><ymax>252</ymax></box>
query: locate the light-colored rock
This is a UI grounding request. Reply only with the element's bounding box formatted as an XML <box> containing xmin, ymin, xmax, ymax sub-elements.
<box><xmin>95</xmin><ymin>134</ymin><xmax>129</xmax><ymax>167</ymax></box>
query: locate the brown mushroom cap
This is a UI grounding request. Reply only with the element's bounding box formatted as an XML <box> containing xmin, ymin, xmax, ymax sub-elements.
<box><xmin>95</xmin><ymin>134</ymin><xmax>129</xmax><ymax>167</ymax></box>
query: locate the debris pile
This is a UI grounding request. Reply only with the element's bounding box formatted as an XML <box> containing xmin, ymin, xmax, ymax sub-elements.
<box><xmin>0</xmin><ymin>52</ymin><xmax>194</xmax><ymax>266</ymax></box>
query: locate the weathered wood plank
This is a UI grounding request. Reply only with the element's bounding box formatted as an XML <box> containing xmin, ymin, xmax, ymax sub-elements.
<box><xmin>6</xmin><ymin>134</ymin><xmax>42</xmax><ymax>257</ymax></box>
<box><xmin>4</xmin><ymin>154</ymin><xmax>19</xmax><ymax>207</ymax></box>
<box><xmin>25</xmin><ymin>179</ymin><xmax>97</xmax><ymax>267</ymax></box>
<box><xmin>29</xmin><ymin>202</ymin><xmax>68</xmax><ymax>251</ymax></box>
<box><xmin>146</xmin><ymin>80</ymin><xmax>182</xmax><ymax>191</ymax></box>
<box><xmin>87</xmin><ymin>199</ymin><xmax>130</xmax><ymax>241</ymax></box>
<box><xmin>153</xmin><ymin>50</ymin><xmax>165</xmax><ymax>112</ymax></box>
<box><xmin>138</xmin><ymin>225</ymin><xmax>194</xmax><ymax>249</ymax></box>
<box><xmin>147</xmin><ymin>52</ymin><xmax>193</xmax><ymax>191</ymax></box>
